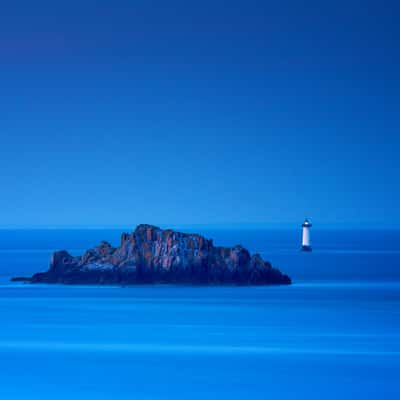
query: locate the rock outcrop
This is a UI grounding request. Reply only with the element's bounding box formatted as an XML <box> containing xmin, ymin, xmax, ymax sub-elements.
<box><xmin>17</xmin><ymin>225</ymin><xmax>291</xmax><ymax>286</ymax></box>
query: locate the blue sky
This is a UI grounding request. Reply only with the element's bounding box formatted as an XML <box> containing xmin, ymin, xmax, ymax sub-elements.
<box><xmin>0</xmin><ymin>0</ymin><xmax>399</xmax><ymax>228</ymax></box>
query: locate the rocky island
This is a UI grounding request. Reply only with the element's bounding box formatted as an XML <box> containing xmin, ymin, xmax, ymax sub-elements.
<box><xmin>13</xmin><ymin>224</ymin><xmax>291</xmax><ymax>285</ymax></box>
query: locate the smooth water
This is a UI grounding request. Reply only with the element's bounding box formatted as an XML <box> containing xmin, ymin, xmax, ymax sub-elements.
<box><xmin>1</xmin><ymin>229</ymin><xmax>399</xmax><ymax>399</ymax></box>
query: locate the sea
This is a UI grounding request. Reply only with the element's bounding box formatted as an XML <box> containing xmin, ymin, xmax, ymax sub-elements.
<box><xmin>0</xmin><ymin>228</ymin><xmax>399</xmax><ymax>399</ymax></box>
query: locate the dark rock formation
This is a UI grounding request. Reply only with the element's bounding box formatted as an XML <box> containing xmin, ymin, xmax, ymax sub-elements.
<box><xmin>17</xmin><ymin>225</ymin><xmax>291</xmax><ymax>286</ymax></box>
<box><xmin>10</xmin><ymin>276</ymin><xmax>31</xmax><ymax>282</ymax></box>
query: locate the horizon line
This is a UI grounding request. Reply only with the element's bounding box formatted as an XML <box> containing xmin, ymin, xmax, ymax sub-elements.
<box><xmin>0</xmin><ymin>222</ymin><xmax>399</xmax><ymax>230</ymax></box>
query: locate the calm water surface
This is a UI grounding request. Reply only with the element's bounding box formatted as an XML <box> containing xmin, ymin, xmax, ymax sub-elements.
<box><xmin>0</xmin><ymin>229</ymin><xmax>399</xmax><ymax>399</ymax></box>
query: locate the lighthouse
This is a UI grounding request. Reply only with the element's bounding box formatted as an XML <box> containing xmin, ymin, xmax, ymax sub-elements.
<box><xmin>301</xmin><ymin>219</ymin><xmax>312</xmax><ymax>251</ymax></box>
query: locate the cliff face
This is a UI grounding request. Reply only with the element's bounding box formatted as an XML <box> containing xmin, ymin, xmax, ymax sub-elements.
<box><xmin>27</xmin><ymin>225</ymin><xmax>291</xmax><ymax>285</ymax></box>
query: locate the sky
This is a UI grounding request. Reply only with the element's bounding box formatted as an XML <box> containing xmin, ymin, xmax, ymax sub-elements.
<box><xmin>0</xmin><ymin>0</ymin><xmax>399</xmax><ymax>228</ymax></box>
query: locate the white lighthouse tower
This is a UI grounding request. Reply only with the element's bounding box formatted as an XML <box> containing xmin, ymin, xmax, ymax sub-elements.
<box><xmin>301</xmin><ymin>219</ymin><xmax>312</xmax><ymax>251</ymax></box>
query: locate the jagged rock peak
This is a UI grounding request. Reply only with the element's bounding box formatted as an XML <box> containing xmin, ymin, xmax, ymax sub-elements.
<box><xmin>18</xmin><ymin>224</ymin><xmax>292</xmax><ymax>286</ymax></box>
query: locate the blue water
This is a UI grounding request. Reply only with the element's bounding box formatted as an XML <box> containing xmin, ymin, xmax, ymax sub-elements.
<box><xmin>1</xmin><ymin>229</ymin><xmax>400</xmax><ymax>399</ymax></box>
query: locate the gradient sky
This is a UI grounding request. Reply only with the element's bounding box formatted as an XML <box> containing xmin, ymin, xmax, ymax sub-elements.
<box><xmin>1</xmin><ymin>0</ymin><xmax>399</xmax><ymax>228</ymax></box>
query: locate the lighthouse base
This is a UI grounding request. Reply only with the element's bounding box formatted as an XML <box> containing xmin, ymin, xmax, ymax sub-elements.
<box><xmin>301</xmin><ymin>245</ymin><xmax>312</xmax><ymax>252</ymax></box>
